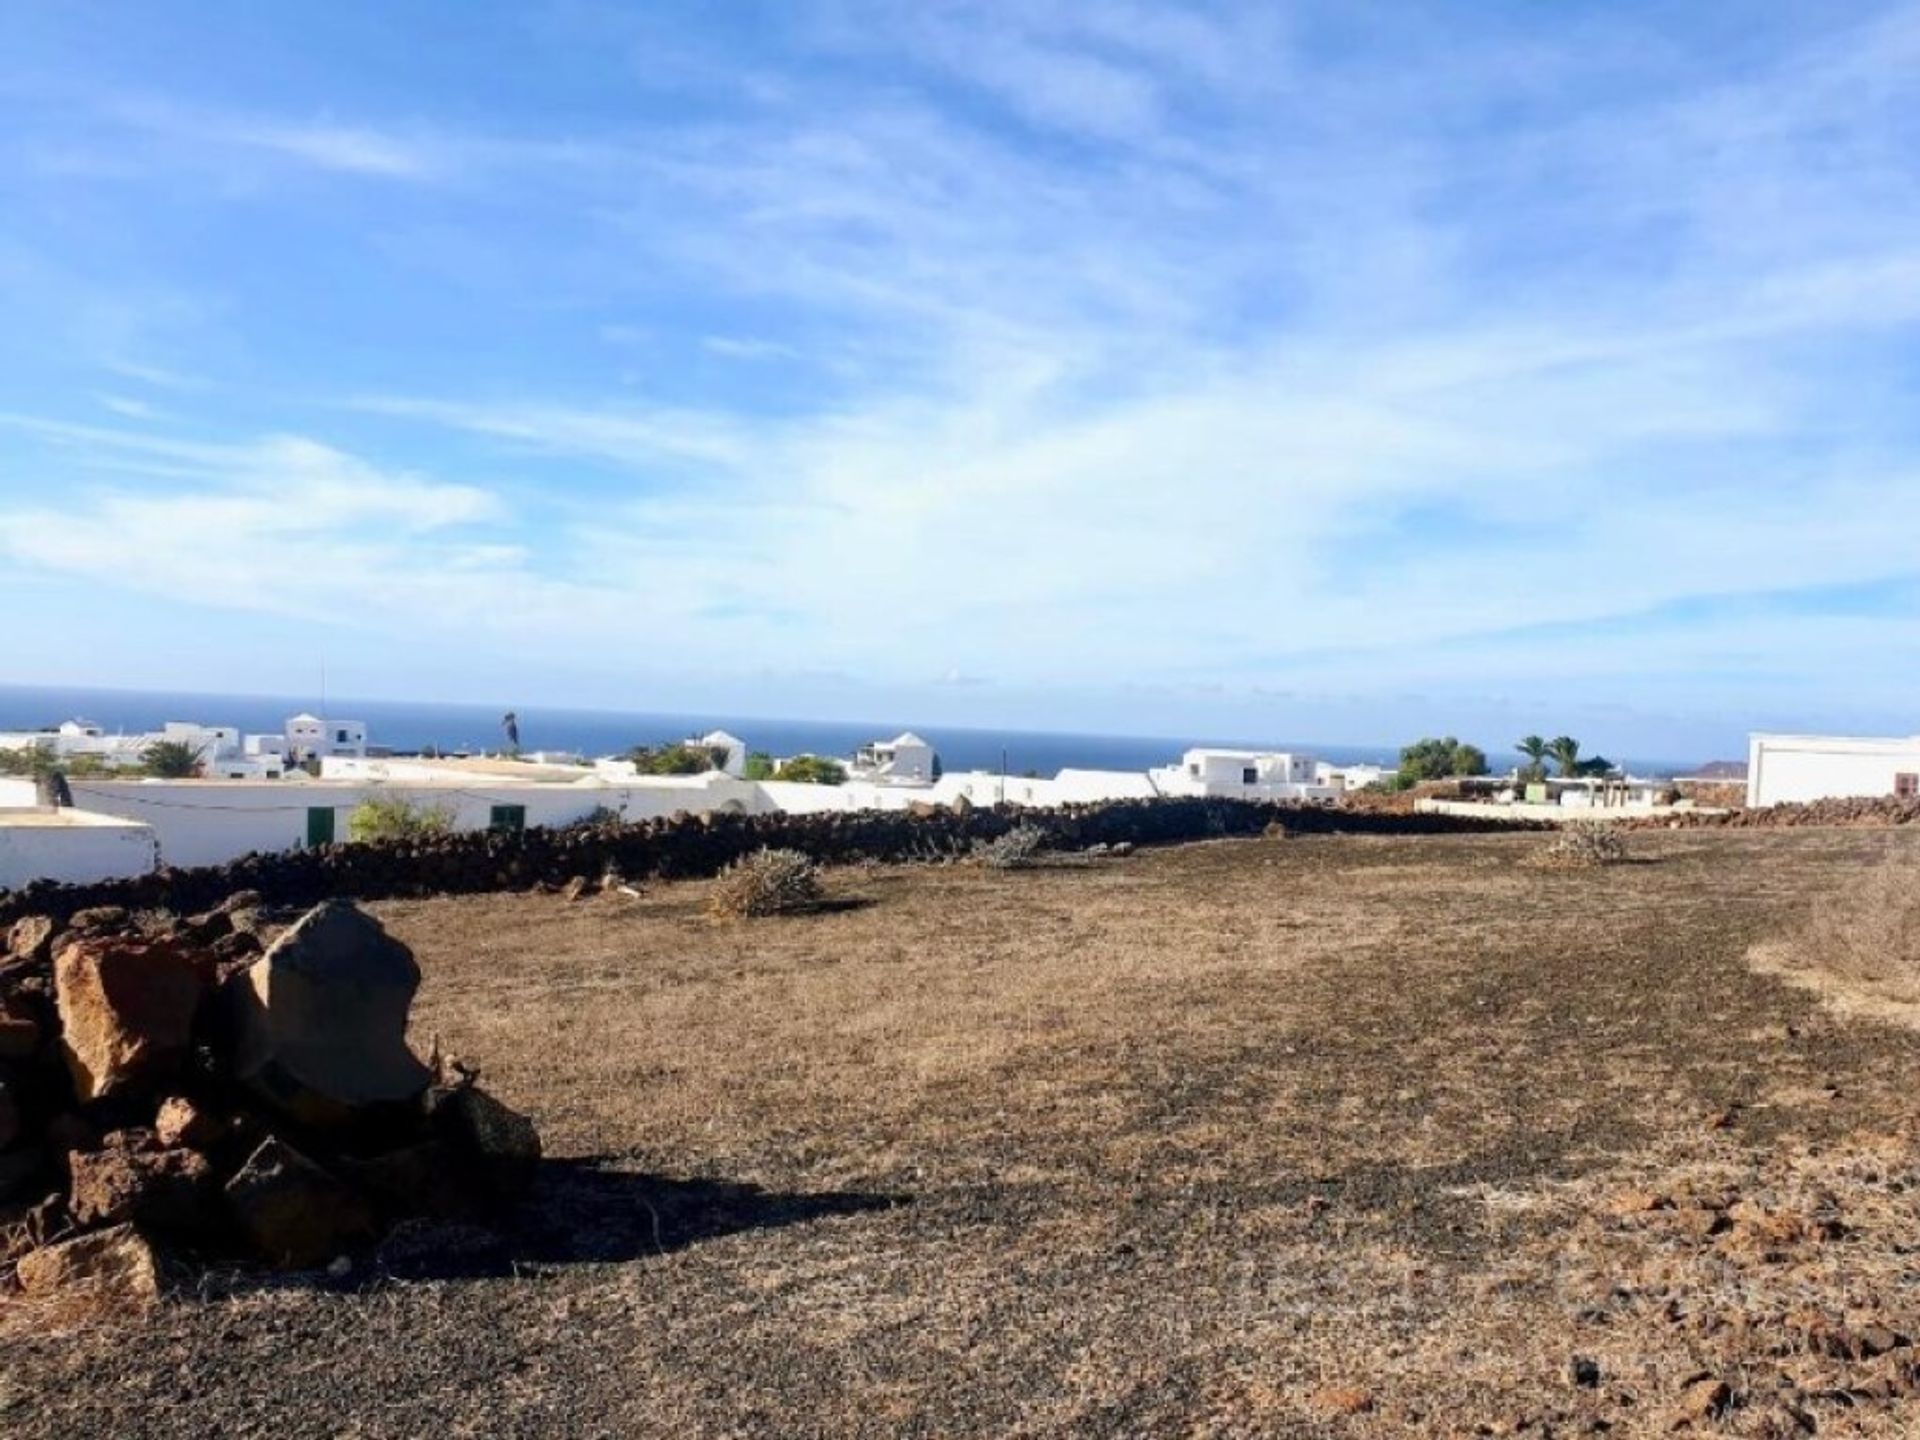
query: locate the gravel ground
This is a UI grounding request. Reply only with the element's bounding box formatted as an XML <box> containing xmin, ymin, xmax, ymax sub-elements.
<box><xmin>7</xmin><ymin>826</ymin><xmax>1920</xmax><ymax>1437</ymax></box>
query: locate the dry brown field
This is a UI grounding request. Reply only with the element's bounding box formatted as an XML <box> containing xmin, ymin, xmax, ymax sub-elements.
<box><xmin>10</xmin><ymin>826</ymin><xmax>1920</xmax><ymax>1438</ymax></box>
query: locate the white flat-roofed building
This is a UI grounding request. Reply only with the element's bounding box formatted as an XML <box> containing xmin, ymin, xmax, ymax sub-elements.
<box><xmin>1150</xmin><ymin>748</ymin><xmax>1336</xmax><ymax>802</ymax></box>
<box><xmin>0</xmin><ymin>802</ymin><xmax>159</xmax><ymax>889</ymax></box>
<box><xmin>285</xmin><ymin>713</ymin><xmax>369</xmax><ymax>762</ymax></box>
<box><xmin>1747</xmin><ymin>733</ymin><xmax>1920</xmax><ymax>808</ymax></box>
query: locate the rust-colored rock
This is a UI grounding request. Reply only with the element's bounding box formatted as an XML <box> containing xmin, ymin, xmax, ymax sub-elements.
<box><xmin>15</xmin><ymin>1222</ymin><xmax>160</xmax><ymax>1303</ymax></box>
<box><xmin>154</xmin><ymin>1095</ymin><xmax>226</xmax><ymax>1151</ymax></box>
<box><xmin>1308</xmin><ymin>1386</ymin><xmax>1373</xmax><ymax>1416</ymax></box>
<box><xmin>224</xmin><ymin>1136</ymin><xmax>376</xmax><ymax>1267</ymax></box>
<box><xmin>66</xmin><ymin>906</ymin><xmax>130</xmax><ymax>934</ymax></box>
<box><xmin>54</xmin><ymin>935</ymin><xmax>206</xmax><ymax>1101</ymax></box>
<box><xmin>6</xmin><ymin>915</ymin><xmax>57</xmax><ymax>966</ymax></box>
<box><xmin>68</xmin><ymin>1130</ymin><xmax>215</xmax><ymax>1232</ymax></box>
<box><xmin>1674</xmin><ymin>1376</ymin><xmax>1730</xmax><ymax>1425</ymax></box>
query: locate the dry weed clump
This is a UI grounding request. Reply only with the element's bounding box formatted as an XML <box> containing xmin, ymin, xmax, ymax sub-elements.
<box><xmin>707</xmin><ymin>847</ymin><xmax>823</xmax><ymax>918</ymax></box>
<box><xmin>1789</xmin><ymin>857</ymin><xmax>1920</xmax><ymax>1003</ymax></box>
<box><xmin>974</xmin><ymin>824</ymin><xmax>1051</xmax><ymax>870</ymax></box>
<box><xmin>1525</xmin><ymin>821</ymin><xmax>1628</xmax><ymax>870</ymax></box>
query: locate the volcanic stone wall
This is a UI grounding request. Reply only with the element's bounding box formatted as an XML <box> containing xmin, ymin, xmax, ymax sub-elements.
<box><xmin>0</xmin><ymin>797</ymin><xmax>1536</xmax><ymax>927</ymax></box>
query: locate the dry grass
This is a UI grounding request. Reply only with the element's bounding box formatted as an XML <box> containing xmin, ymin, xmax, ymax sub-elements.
<box><xmin>1749</xmin><ymin>856</ymin><xmax>1920</xmax><ymax>1032</ymax></box>
<box><xmin>705</xmin><ymin>846</ymin><xmax>823</xmax><ymax>919</ymax></box>
<box><xmin>1803</xmin><ymin>858</ymin><xmax>1920</xmax><ymax>997</ymax></box>
<box><xmin>11</xmin><ymin>828</ymin><xmax>1920</xmax><ymax>1436</ymax></box>
<box><xmin>1525</xmin><ymin>819</ymin><xmax>1630</xmax><ymax>869</ymax></box>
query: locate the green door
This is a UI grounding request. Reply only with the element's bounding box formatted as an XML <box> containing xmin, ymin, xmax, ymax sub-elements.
<box><xmin>306</xmin><ymin>807</ymin><xmax>336</xmax><ymax>847</ymax></box>
<box><xmin>489</xmin><ymin>804</ymin><xmax>527</xmax><ymax>833</ymax></box>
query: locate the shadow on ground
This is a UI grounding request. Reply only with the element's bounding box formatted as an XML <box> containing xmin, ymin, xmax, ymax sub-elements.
<box><xmin>505</xmin><ymin>1157</ymin><xmax>906</xmax><ymax>1265</ymax></box>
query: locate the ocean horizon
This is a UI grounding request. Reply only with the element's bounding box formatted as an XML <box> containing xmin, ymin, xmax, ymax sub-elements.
<box><xmin>0</xmin><ymin>684</ymin><xmax>1700</xmax><ymax>778</ymax></box>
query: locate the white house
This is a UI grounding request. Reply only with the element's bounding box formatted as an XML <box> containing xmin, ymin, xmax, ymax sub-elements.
<box><xmin>1746</xmin><ymin>733</ymin><xmax>1920</xmax><ymax>808</ymax></box>
<box><xmin>850</xmin><ymin>732</ymin><xmax>937</xmax><ymax>785</ymax></box>
<box><xmin>285</xmin><ymin>714</ymin><xmax>369</xmax><ymax>762</ymax></box>
<box><xmin>697</xmin><ymin>730</ymin><xmax>749</xmax><ymax>778</ymax></box>
<box><xmin>1314</xmin><ymin>760</ymin><xmax>1388</xmax><ymax>792</ymax></box>
<box><xmin>1150</xmin><ymin>748</ymin><xmax>1336</xmax><ymax>801</ymax></box>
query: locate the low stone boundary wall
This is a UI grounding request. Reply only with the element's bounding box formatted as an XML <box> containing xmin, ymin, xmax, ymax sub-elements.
<box><xmin>0</xmin><ymin>797</ymin><xmax>1538</xmax><ymax>927</ymax></box>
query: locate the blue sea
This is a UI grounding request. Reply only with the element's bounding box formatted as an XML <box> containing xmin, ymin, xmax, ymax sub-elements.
<box><xmin>0</xmin><ymin>684</ymin><xmax>1410</xmax><ymax>777</ymax></box>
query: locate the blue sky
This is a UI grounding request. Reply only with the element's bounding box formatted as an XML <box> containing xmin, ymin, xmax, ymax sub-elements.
<box><xmin>2</xmin><ymin>2</ymin><xmax>1918</xmax><ymax>758</ymax></box>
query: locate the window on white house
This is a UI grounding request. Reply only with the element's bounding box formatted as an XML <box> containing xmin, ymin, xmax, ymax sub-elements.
<box><xmin>1188</xmin><ymin>763</ymin><xmax>1200</xmax><ymax>777</ymax></box>
<box><xmin>1897</xmin><ymin>773</ymin><xmax>1918</xmax><ymax>799</ymax></box>
<box><xmin>1242</xmin><ymin>766</ymin><xmax>1257</xmax><ymax>784</ymax></box>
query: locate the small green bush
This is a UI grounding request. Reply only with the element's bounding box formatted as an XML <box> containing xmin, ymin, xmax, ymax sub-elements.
<box><xmin>629</xmin><ymin>742</ymin><xmax>726</xmax><ymax>775</ymax></box>
<box><xmin>773</xmin><ymin>754</ymin><xmax>847</xmax><ymax>785</ymax></box>
<box><xmin>348</xmin><ymin>794</ymin><xmax>456</xmax><ymax>844</ymax></box>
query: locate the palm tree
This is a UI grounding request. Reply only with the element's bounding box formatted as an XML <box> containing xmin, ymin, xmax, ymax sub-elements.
<box><xmin>1547</xmin><ymin>736</ymin><xmax>1583</xmax><ymax>779</ymax></box>
<box><xmin>1515</xmin><ymin>735</ymin><xmax>1550</xmax><ymax>779</ymax></box>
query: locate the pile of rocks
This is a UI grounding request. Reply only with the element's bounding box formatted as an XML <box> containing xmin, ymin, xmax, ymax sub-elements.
<box><xmin>1</xmin><ymin>895</ymin><xmax>538</xmax><ymax>1302</ymax></box>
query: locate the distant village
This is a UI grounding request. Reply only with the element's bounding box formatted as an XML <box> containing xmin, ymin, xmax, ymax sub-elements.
<box><xmin>0</xmin><ymin>708</ymin><xmax>1910</xmax><ymax>891</ymax></box>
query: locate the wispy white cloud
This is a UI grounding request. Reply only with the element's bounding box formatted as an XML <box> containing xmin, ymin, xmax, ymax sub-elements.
<box><xmin>4</xmin><ymin>2</ymin><xmax>1920</xmax><ymax>741</ymax></box>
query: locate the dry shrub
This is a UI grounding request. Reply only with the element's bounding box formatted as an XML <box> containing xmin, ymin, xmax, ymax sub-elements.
<box><xmin>707</xmin><ymin>847</ymin><xmax>823</xmax><ymax>919</ymax></box>
<box><xmin>1799</xmin><ymin>858</ymin><xmax>1920</xmax><ymax>997</ymax></box>
<box><xmin>974</xmin><ymin>824</ymin><xmax>1051</xmax><ymax>870</ymax></box>
<box><xmin>1262</xmin><ymin>820</ymin><xmax>1290</xmax><ymax>840</ymax></box>
<box><xmin>1525</xmin><ymin>821</ymin><xmax>1628</xmax><ymax>870</ymax></box>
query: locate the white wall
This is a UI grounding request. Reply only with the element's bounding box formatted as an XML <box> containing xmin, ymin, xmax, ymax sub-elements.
<box><xmin>0</xmin><ymin>810</ymin><xmax>159</xmax><ymax>889</ymax></box>
<box><xmin>1748</xmin><ymin>733</ymin><xmax>1920</xmax><ymax>807</ymax></box>
<box><xmin>62</xmin><ymin>773</ymin><xmax>759</xmax><ymax>869</ymax></box>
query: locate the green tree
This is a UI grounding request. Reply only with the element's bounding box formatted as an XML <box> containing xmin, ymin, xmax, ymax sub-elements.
<box><xmin>0</xmin><ymin>742</ymin><xmax>58</xmax><ymax>777</ymax></box>
<box><xmin>140</xmin><ymin>739</ymin><xmax>205</xmax><ymax>778</ymax></box>
<box><xmin>772</xmin><ymin>754</ymin><xmax>847</xmax><ymax>785</ymax></box>
<box><xmin>1395</xmin><ymin>736</ymin><xmax>1488</xmax><ymax>787</ymax></box>
<box><xmin>1515</xmin><ymin>735</ymin><xmax>1550</xmax><ymax>783</ymax></box>
<box><xmin>1547</xmin><ymin>736</ymin><xmax>1583</xmax><ymax>779</ymax></box>
<box><xmin>742</xmin><ymin>750</ymin><xmax>776</xmax><ymax>780</ymax></box>
<box><xmin>629</xmin><ymin>741</ymin><xmax>725</xmax><ymax>775</ymax></box>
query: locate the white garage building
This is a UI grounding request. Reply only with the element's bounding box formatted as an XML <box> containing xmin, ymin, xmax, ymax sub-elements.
<box><xmin>1746</xmin><ymin>733</ymin><xmax>1920</xmax><ymax>808</ymax></box>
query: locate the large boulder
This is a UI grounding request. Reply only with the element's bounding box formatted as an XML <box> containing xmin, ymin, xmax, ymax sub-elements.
<box><xmin>54</xmin><ymin>936</ymin><xmax>206</xmax><ymax>1101</ymax></box>
<box><xmin>15</xmin><ymin>1223</ymin><xmax>160</xmax><ymax>1303</ymax></box>
<box><xmin>224</xmin><ymin>1136</ymin><xmax>376</xmax><ymax>1267</ymax></box>
<box><xmin>68</xmin><ymin>1130</ymin><xmax>215</xmax><ymax>1232</ymax></box>
<box><xmin>227</xmin><ymin>901</ymin><xmax>430</xmax><ymax>1127</ymax></box>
